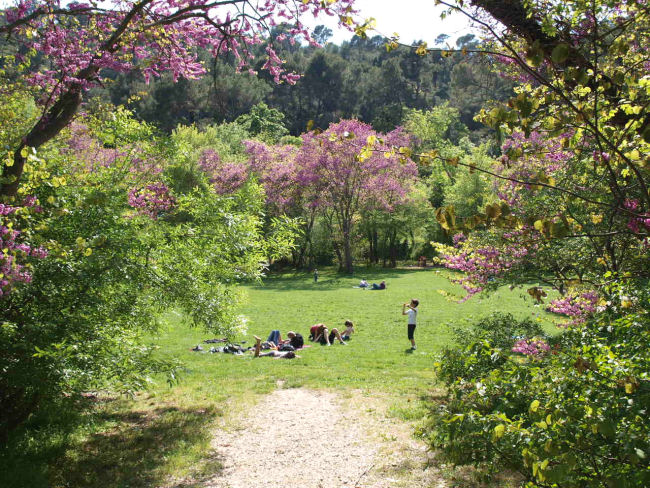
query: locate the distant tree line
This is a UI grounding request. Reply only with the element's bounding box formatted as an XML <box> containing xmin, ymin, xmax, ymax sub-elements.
<box><xmin>96</xmin><ymin>28</ymin><xmax>513</xmax><ymax>136</ymax></box>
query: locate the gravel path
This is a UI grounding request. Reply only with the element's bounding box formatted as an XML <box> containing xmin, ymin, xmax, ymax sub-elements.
<box><xmin>204</xmin><ymin>388</ymin><xmax>444</xmax><ymax>488</ymax></box>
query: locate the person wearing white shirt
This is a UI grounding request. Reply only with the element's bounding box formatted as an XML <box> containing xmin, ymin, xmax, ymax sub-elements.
<box><xmin>402</xmin><ymin>299</ymin><xmax>419</xmax><ymax>350</ymax></box>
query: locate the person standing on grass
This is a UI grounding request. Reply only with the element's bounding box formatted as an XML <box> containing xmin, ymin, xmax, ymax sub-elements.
<box><xmin>313</xmin><ymin>268</ymin><xmax>319</xmax><ymax>283</ymax></box>
<box><xmin>402</xmin><ymin>299</ymin><xmax>419</xmax><ymax>350</ymax></box>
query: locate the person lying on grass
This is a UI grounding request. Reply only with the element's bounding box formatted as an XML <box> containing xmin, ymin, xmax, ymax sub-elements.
<box><xmin>265</xmin><ymin>330</ymin><xmax>304</xmax><ymax>349</ymax></box>
<box><xmin>253</xmin><ymin>336</ymin><xmax>301</xmax><ymax>359</ymax></box>
<box><xmin>308</xmin><ymin>323</ymin><xmax>347</xmax><ymax>346</ymax></box>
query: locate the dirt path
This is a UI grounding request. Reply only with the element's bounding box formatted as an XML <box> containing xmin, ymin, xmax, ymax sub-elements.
<box><xmin>204</xmin><ymin>388</ymin><xmax>444</xmax><ymax>488</ymax></box>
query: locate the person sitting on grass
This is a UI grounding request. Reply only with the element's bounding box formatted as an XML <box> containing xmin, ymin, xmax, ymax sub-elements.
<box><xmin>359</xmin><ymin>279</ymin><xmax>369</xmax><ymax>288</ymax></box>
<box><xmin>253</xmin><ymin>336</ymin><xmax>300</xmax><ymax>359</ymax></box>
<box><xmin>341</xmin><ymin>320</ymin><xmax>355</xmax><ymax>340</ymax></box>
<box><xmin>370</xmin><ymin>280</ymin><xmax>386</xmax><ymax>290</ymax></box>
<box><xmin>308</xmin><ymin>323</ymin><xmax>347</xmax><ymax>346</ymax></box>
<box><xmin>286</xmin><ymin>331</ymin><xmax>304</xmax><ymax>349</ymax></box>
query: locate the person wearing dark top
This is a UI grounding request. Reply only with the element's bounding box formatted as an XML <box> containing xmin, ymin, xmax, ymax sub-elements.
<box><xmin>261</xmin><ymin>330</ymin><xmax>303</xmax><ymax>349</ymax></box>
<box><xmin>286</xmin><ymin>331</ymin><xmax>304</xmax><ymax>349</ymax></box>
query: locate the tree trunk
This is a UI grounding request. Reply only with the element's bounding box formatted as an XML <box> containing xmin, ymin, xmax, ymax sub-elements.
<box><xmin>342</xmin><ymin>220</ymin><xmax>353</xmax><ymax>273</ymax></box>
<box><xmin>1</xmin><ymin>78</ymin><xmax>87</xmax><ymax>198</ymax></box>
<box><xmin>388</xmin><ymin>229</ymin><xmax>398</xmax><ymax>268</ymax></box>
<box><xmin>372</xmin><ymin>229</ymin><xmax>379</xmax><ymax>264</ymax></box>
<box><xmin>295</xmin><ymin>213</ymin><xmax>316</xmax><ymax>268</ymax></box>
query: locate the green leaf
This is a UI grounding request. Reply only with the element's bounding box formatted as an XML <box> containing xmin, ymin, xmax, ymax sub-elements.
<box><xmin>642</xmin><ymin>125</ymin><xmax>650</xmax><ymax>144</ymax></box>
<box><xmin>551</xmin><ymin>43</ymin><xmax>570</xmax><ymax>64</ymax></box>
<box><xmin>529</xmin><ymin>399</ymin><xmax>540</xmax><ymax>413</ymax></box>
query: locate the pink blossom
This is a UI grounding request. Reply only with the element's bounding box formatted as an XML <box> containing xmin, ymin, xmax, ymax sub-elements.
<box><xmin>547</xmin><ymin>291</ymin><xmax>598</xmax><ymax>325</ymax></box>
<box><xmin>4</xmin><ymin>0</ymin><xmax>359</xmax><ymax>103</ymax></box>
<box><xmin>128</xmin><ymin>183</ymin><xmax>175</xmax><ymax>219</ymax></box>
<box><xmin>1</xmin><ymin>202</ymin><xmax>48</xmax><ymax>296</ymax></box>
<box><xmin>512</xmin><ymin>338</ymin><xmax>550</xmax><ymax>356</ymax></box>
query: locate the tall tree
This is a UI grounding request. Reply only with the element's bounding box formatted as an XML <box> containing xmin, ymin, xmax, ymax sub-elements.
<box><xmin>428</xmin><ymin>0</ymin><xmax>649</xmax><ymax>296</ymax></box>
<box><xmin>295</xmin><ymin>119</ymin><xmax>417</xmax><ymax>273</ymax></box>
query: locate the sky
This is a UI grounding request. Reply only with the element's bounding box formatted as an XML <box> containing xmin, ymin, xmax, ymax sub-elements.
<box><xmin>0</xmin><ymin>0</ymin><xmax>476</xmax><ymax>46</ymax></box>
<box><xmin>309</xmin><ymin>0</ymin><xmax>476</xmax><ymax>46</ymax></box>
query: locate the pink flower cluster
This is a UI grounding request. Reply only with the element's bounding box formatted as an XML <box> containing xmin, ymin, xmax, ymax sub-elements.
<box><xmin>244</xmin><ymin>141</ymin><xmax>301</xmax><ymax>213</ymax></box>
<box><xmin>452</xmin><ymin>232</ymin><xmax>467</xmax><ymax>245</ymax></box>
<box><xmin>440</xmin><ymin>243</ymin><xmax>530</xmax><ymax>299</ymax></box>
<box><xmin>64</xmin><ymin>123</ymin><xmax>163</xmax><ymax>179</ymax></box>
<box><xmin>3</xmin><ymin>0</ymin><xmax>358</xmax><ymax>102</ymax></box>
<box><xmin>65</xmin><ymin>123</ymin><xmax>124</xmax><ymax>170</ymax></box>
<box><xmin>197</xmin><ymin>143</ymin><xmax>301</xmax><ymax>214</ymax></box>
<box><xmin>128</xmin><ymin>183</ymin><xmax>175</xmax><ymax>219</ymax></box>
<box><xmin>1</xmin><ymin>202</ymin><xmax>48</xmax><ymax>297</ymax></box>
<box><xmin>547</xmin><ymin>291</ymin><xmax>598</xmax><ymax>325</ymax></box>
<box><xmin>623</xmin><ymin>199</ymin><xmax>650</xmax><ymax>233</ymax></box>
<box><xmin>198</xmin><ymin>149</ymin><xmax>249</xmax><ymax>196</ymax></box>
<box><xmin>512</xmin><ymin>338</ymin><xmax>550</xmax><ymax>357</ymax></box>
<box><xmin>198</xmin><ymin>121</ymin><xmax>417</xmax><ymax>219</ymax></box>
<box><xmin>295</xmin><ymin>119</ymin><xmax>417</xmax><ymax>213</ymax></box>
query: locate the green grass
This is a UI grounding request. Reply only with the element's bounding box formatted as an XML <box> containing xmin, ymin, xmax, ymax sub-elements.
<box><xmin>156</xmin><ymin>267</ymin><xmax>558</xmax><ymax>399</ymax></box>
<box><xmin>2</xmin><ymin>266</ymin><xmax>560</xmax><ymax>488</ymax></box>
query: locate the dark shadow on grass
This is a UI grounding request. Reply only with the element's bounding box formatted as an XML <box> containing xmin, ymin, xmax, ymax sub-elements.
<box><xmin>404</xmin><ymin>348</ymin><xmax>415</xmax><ymax>354</ymax></box>
<box><xmin>251</xmin><ymin>267</ymin><xmax>436</xmax><ymax>292</ymax></box>
<box><xmin>47</xmin><ymin>405</ymin><xmax>222</xmax><ymax>488</ymax></box>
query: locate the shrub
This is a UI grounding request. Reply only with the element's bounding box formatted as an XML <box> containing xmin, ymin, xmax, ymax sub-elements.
<box><xmin>426</xmin><ymin>307</ymin><xmax>650</xmax><ymax>487</ymax></box>
<box><xmin>436</xmin><ymin>312</ymin><xmax>544</xmax><ymax>384</ymax></box>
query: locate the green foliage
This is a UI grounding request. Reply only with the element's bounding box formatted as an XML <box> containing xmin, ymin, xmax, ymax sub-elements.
<box><xmin>0</xmin><ymin>108</ymin><xmax>296</xmax><ymax>439</ymax></box>
<box><xmin>436</xmin><ymin>313</ymin><xmax>545</xmax><ymax>385</ymax></box>
<box><xmin>102</xmin><ymin>36</ymin><xmax>512</xmax><ymax>136</ymax></box>
<box><xmin>1</xmin><ymin>164</ymin><xmax>181</xmax><ymax>438</ymax></box>
<box><xmin>360</xmin><ymin>183</ymin><xmax>435</xmax><ymax>265</ymax></box>
<box><xmin>425</xmin><ymin>288</ymin><xmax>650</xmax><ymax>487</ymax></box>
<box><xmin>443</xmin><ymin>145</ymin><xmax>495</xmax><ymax>219</ymax></box>
<box><xmin>0</xmin><ymin>89</ymin><xmax>38</xmax><ymax>148</ymax></box>
<box><xmin>172</xmin><ymin>122</ymin><xmax>249</xmax><ymax>164</ymax></box>
<box><xmin>235</xmin><ymin>102</ymin><xmax>289</xmax><ymax>143</ymax></box>
<box><xmin>405</xmin><ymin>104</ymin><xmax>468</xmax><ymax>153</ymax></box>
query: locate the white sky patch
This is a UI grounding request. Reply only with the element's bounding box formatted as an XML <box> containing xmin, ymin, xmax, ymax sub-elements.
<box><xmin>305</xmin><ymin>0</ymin><xmax>476</xmax><ymax>46</ymax></box>
<box><xmin>0</xmin><ymin>0</ymin><xmax>476</xmax><ymax>46</ymax></box>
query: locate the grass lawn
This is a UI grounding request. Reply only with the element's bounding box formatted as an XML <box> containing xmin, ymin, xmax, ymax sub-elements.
<box><xmin>157</xmin><ymin>266</ymin><xmax>558</xmax><ymax>399</ymax></box>
<box><xmin>2</xmin><ymin>266</ymin><xmax>561</xmax><ymax>488</ymax></box>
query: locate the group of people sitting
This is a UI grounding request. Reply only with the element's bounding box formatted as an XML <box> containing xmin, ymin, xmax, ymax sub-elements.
<box><xmin>357</xmin><ymin>279</ymin><xmax>386</xmax><ymax>290</ymax></box>
<box><xmin>309</xmin><ymin>320</ymin><xmax>354</xmax><ymax>345</ymax></box>
<box><xmin>253</xmin><ymin>320</ymin><xmax>355</xmax><ymax>359</ymax></box>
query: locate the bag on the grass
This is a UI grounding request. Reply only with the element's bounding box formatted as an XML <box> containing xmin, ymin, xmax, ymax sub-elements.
<box><xmin>279</xmin><ymin>344</ymin><xmax>295</xmax><ymax>352</ymax></box>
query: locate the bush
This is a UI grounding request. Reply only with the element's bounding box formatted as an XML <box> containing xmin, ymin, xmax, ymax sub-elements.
<box><xmin>436</xmin><ymin>312</ymin><xmax>545</xmax><ymax>384</ymax></box>
<box><xmin>0</xmin><ymin>110</ymin><xmax>297</xmax><ymax>441</ymax></box>
<box><xmin>425</xmin><ymin>304</ymin><xmax>650</xmax><ymax>487</ymax></box>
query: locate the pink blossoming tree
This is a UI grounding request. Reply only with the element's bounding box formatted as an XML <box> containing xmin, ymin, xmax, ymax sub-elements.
<box><xmin>295</xmin><ymin>119</ymin><xmax>417</xmax><ymax>273</ymax></box>
<box><xmin>0</xmin><ymin>0</ymin><xmax>357</xmax><ymax>198</ymax></box>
